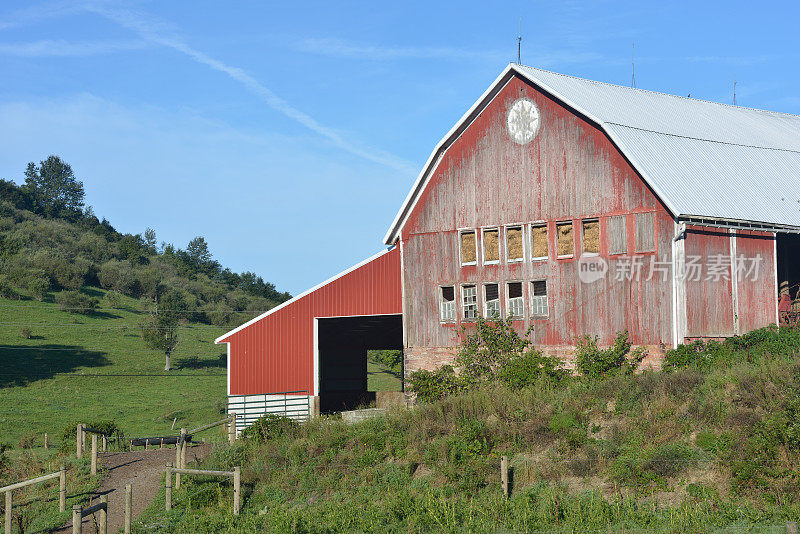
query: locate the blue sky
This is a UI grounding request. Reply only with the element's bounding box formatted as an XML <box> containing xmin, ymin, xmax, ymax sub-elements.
<box><xmin>1</xmin><ymin>1</ymin><xmax>798</xmax><ymax>295</ymax></box>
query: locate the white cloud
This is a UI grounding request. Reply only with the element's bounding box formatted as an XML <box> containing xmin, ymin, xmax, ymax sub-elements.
<box><xmin>0</xmin><ymin>39</ymin><xmax>147</xmax><ymax>57</ymax></box>
<box><xmin>81</xmin><ymin>3</ymin><xmax>417</xmax><ymax>175</ymax></box>
<box><xmin>294</xmin><ymin>38</ymin><xmax>505</xmax><ymax>62</ymax></box>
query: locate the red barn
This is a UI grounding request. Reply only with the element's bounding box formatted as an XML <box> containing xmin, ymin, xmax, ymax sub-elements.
<box><xmin>218</xmin><ymin>64</ymin><xmax>800</xmax><ymax>428</ymax></box>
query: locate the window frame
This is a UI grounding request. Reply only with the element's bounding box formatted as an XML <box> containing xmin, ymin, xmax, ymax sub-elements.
<box><xmin>581</xmin><ymin>218</ymin><xmax>600</xmax><ymax>256</ymax></box>
<box><xmin>530</xmin><ymin>279</ymin><xmax>549</xmax><ymax>318</ymax></box>
<box><xmin>461</xmin><ymin>284</ymin><xmax>478</xmax><ymax>321</ymax></box>
<box><xmin>439</xmin><ymin>285</ymin><xmax>456</xmax><ymax>323</ymax></box>
<box><xmin>529</xmin><ymin>221</ymin><xmax>549</xmax><ymax>261</ymax></box>
<box><xmin>483</xmin><ymin>283</ymin><xmax>501</xmax><ymax>318</ymax></box>
<box><xmin>504</xmin><ymin>224</ymin><xmax>525</xmax><ymax>264</ymax></box>
<box><xmin>506</xmin><ymin>281</ymin><xmax>525</xmax><ymax>319</ymax></box>
<box><xmin>481</xmin><ymin>226</ymin><xmax>501</xmax><ymax>265</ymax></box>
<box><xmin>555</xmin><ymin>220</ymin><xmax>575</xmax><ymax>259</ymax></box>
<box><xmin>634</xmin><ymin>212</ymin><xmax>656</xmax><ymax>254</ymax></box>
<box><xmin>608</xmin><ymin>215</ymin><xmax>627</xmax><ymax>256</ymax></box>
<box><xmin>458</xmin><ymin>228</ymin><xmax>478</xmax><ymax>266</ymax></box>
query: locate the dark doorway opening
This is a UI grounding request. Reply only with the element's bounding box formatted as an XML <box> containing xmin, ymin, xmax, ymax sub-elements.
<box><xmin>317</xmin><ymin>314</ymin><xmax>402</xmax><ymax>414</ymax></box>
<box><xmin>777</xmin><ymin>233</ymin><xmax>800</xmax><ymax>301</ymax></box>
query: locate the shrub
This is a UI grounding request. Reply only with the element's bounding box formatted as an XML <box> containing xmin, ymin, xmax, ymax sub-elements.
<box><xmin>241</xmin><ymin>414</ymin><xmax>297</xmax><ymax>443</ymax></box>
<box><xmin>17</xmin><ymin>432</ymin><xmax>37</xmax><ymax>449</ymax></box>
<box><xmin>19</xmin><ymin>327</ymin><xmax>32</xmax><ymax>339</ymax></box>
<box><xmin>55</xmin><ymin>290</ymin><xmax>99</xmax><ymax>314</ymax></box>
<box><xmin>407</xmin><ymin>365</ymin><xmax>469</xmax><ymax>403</ymax></box>
<box><xmin>24</xmin><ymin>274</ymin><xmax>50</xmax><ymax>301</ymax></box>
<box><xmin>0</xmin><ymin>276</ymin><xmax>19</xmax><ymax>299</ymax></box>
<box><xmin>104</xmin><ymin>290</ymin><xmax>123</xmax><ymax>308</ymax></box>
<box><xmin>497</xmin><ymin>349</ymin><xmax>568</xmax><ymax>390</ymax></box>
<box><xmin>59</xmin><ymin>420</ymin><xmax>121</xmax><ymax>452</ymax></box>
<box><xmin>575</xmin><ymin>331</ymin><xmax>644</xmax><ymax>379</ymax></box>
<box><xmin>98</xmin><ymin>259</ymin><xmax>138</xmax><ymax>295</ymax></box>
<box><xmin>455</xmin><ymin>317</ymin><xmax>531</xmax><ymax>383</ymax></box>
<box><xmin>368</xmin><ymin>350</ymin><xmax>403</xmax><ymax>376</ymax></box>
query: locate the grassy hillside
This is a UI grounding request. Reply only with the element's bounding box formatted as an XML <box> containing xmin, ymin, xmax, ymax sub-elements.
<box><xmin>134</xmin><ymin>326</ymin><xmax>800</xmax><ymax>533</ymax></box>
<box><xmin>0</xmin><ymin>287</ymin><xmax>227</xmax><ymax>447</ymax></box>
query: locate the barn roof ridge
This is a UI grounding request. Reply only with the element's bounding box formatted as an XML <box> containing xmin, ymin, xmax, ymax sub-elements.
<box><xmin>383</xmin><ymin>63</ymin><xmax>800</xmax><ymax>244</ymax></box>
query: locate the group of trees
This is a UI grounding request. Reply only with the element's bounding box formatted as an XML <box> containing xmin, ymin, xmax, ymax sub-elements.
<box><xmin>0</xmin><ymin>155</ymin><xmax>292</xmax><ymax>370</ymax></box>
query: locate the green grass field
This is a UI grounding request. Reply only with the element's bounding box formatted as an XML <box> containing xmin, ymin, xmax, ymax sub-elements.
<box><xmin>367</xmin><ymin>359</ymin><xmax>402</xmax><ymax>391</ymax></box>
<box><xmin>0</xmin><ymin>287</ymin><xmax>228</xmax><ymax>448</ymax></box>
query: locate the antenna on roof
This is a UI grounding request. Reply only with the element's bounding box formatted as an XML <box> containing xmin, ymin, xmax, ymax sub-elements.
<box><xmin>517</xmin><ymin>17</ymin><xmax>522</xmax><ymax>64</ymax></box>
<box><xmin>631</xmin><ymin>43</ymin><xmax>636</xmax><ymax>88</ymax></box>
<box><xmin>733</xmin><ymin>79</ymin><xmax>737</xmax><ymax>106</ymax></box>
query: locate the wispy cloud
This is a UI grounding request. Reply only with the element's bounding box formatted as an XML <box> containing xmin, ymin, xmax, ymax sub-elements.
<box><xmin>0</xmin><ymin>1</ymin><xmax>83</xmax><ymax>30</ymax></box>
<box><xmin>0</xmin><ymin>39</ymin><xmax>147</xmax><ymax>57</ymax></box>
<box><xmin>80</xmin><ymin>3</ymin><xmax>416</xmax><ymax>175</ymax></box>
<box><xmin>294</xmin><ymin>37</ymin><xmax>505</xmax><ymax>62</ymax></box>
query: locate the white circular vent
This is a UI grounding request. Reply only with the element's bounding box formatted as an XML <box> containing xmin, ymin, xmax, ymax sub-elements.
<box><xmin>506</xmin><ymin>98</ymin><xmax>540</xmax><ymax>144</ymax></box>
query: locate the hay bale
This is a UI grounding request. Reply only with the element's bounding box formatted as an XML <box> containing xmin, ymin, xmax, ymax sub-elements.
<box><xmin>483</xmin><ymin>229</ymin><xmax>500</xmax><ymax>262</ymax></box>
<box><xmin>461</xmin><ymin>231</ymin><xmax>476</xmax><ymax>263</ymax></box>
<box><xmin>557</xmin><ymin>222</ymin><xmax>574</xmax><ymax>256</ymax></box>
<box><xmin>582</xmin><ymin>220</ymin><xmax>599</xmax><ymax>253</ymax></box>
<box><xmin>531</xmin><ymin>225</ymin><xmax>548</xmax><ymax>258</ymax></box>
<box><xmin>507</xmin><ymin>227</ymin><xmax>523</xmax><ymax>260</ymax></box>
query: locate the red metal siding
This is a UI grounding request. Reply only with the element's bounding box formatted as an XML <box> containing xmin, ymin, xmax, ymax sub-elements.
<box><xmin>219</xmin><ymin>247</ymin><xmax>402</xmax><ymax>395</ymax></box>
<box><xmin>401</xmin><ymin>74</ymin><xmax>674</xmax><ymax>350</ymax></box>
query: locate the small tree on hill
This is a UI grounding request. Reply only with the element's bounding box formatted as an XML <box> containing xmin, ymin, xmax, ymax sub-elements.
<box><xmin>140</xmin><ymin>290</ymin><xmax>187</xmax><ymax>371</ymax></box>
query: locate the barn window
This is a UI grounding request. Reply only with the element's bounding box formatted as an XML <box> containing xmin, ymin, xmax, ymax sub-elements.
<box><xmin>506</xmin><ymin>225</ymin><xmax>524</xmax><ymax>262</ymax></box>
<box><xmin>609</xmin><ymin>215</ymin><xmax>627</xmax><ymax>255</ymax></box>
<box><xmin>530</xmin><ymin>223</ymin><xmax>548</xmax><ymax>260</ymax></box>
<box><xmin>462</xmin><ymin>285</ymin><xmax>478</xmax><ymax>320</ymax></box>
<box><xmin>439</xmin><ymin>286</ymin><xmax>455</xmax><ymax>322</ymax></box>
<box><xmin>582</xmin><ymin>219</ymin><xmax>600</xmax><ymax>254</ymax></box>
<box><xmin>531</xmin><ymin>280</ymin><xmax>548</xmax><ymax>317</ymax></box>
<box><xmin>460</xmin><ymin>230</ymin><xmax>477</xmax><ymax>265</ymax></box>
<box><xmin>556</xmin><ymin>222</ymin><xmax>574</xmax><ymax>257</ymax></box>
<box><xmin>484</xmin><ymin>283</ymin><xmax>500</xmax><ymax>318</ymax></box>
<box><xmin>507</xmin><ymin>282</ymin><xmax>524</xmax><ymax>318</ymax></box>
<box><xmin>482</xmin><ymin>228</ymin><xmax>500</xmax><ymax>264</ymax></box>
<box><xmin>635</xmin><ymin>212</ymin><xmax>656</xmax><ymax>253</ymax></box>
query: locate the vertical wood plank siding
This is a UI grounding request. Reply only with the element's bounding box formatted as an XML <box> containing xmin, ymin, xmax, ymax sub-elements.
<box><xmin>402</xmin><ymin>75</ymin><xmax>672</xmax><ymax>349</ymax></box>
<box><xmin>220</xmin><ymin>247</ymin><xmax>401</xmax><ymax>395</ymax></box>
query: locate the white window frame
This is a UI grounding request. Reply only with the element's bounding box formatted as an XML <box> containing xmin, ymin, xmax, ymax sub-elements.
<box><xmin>506</xmin><ymin>281</ymin><xmax>525</xmax><ymax>319</ymax></box>
<box><xmin>483</xmin><ymin>283</ymin><xmax>501</xmax><ymax>318</ymax></box>
<box><xmin>556</xmin><ymin>221</ymin><xmax>575</xmax><ymax>259</ymax></box>
<box><xmin>461</xmin><ymin>284</ymin><xmax>478</xmax><ymax>320</ymax></box>
<box><xmin>481</xmin><ymin>226</ymin><xmax>501</xmax><ymax>265</ymax></box>
<box><xmin>458</xmin><ymin>228</ymin><xmax>478</xmax><ymax>266</ymax></box>
<box><xmin>582</xmin><ymin>218</ymin><xmax>600</xmax><ymax>256</ymax></box>
<box><xmin>504</xmin><ymin>224</ymin><xmax>525</xmax><ymax>263</ymax></box>
<box><xmin>530</xmin><ymin>279</ymin><xmax>549</xmax><ymax>317</ymax></box>
<box><xmin>529</xmin><ymin>221</ymin><xmax>549</xmax><ymax>261</ymax></box>
<box><xmin>439</xmin><ymin>285</ymin><xmax>456</xmax><ymax>323</ymax></box>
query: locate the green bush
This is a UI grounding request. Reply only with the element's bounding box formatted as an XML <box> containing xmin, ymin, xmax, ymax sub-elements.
<box><xmin>407</xmin><ymin>365</ymin><xmax>468</xmax><ymax>403</ymax></box>
<box><xmin>497</xmin><ymin>349</ymin><xmax>568</xmax><ymax>390</ymax></box>
<box><xmin>368</xmin><ymin>350</ymin><xmax>403</xmax><ymax>376</ymax></box>
<box><xmin>241</xmin><ymin>413</ymin><xmax>298</xmax><ymax>443</ymax></box>
<box><xmin>575</xmin><ymin>331</ymin><xmax>644</xmax><ymax>379</ymax></box>
<box><xmin>55</xmin><ymin>290</ymin><xmax>98</xmax><ymax>314</ymax></box>
<box><xmin>59</xmin><ymin>420</ymin><xmax>121</xmax><ymax>452</ymax></box>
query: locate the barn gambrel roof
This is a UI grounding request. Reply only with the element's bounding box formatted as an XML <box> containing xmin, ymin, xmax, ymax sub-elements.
<box><xmin>384</xmin><ymin>63</ymin><xmax>800</xmax><ymax>244</ymax></box>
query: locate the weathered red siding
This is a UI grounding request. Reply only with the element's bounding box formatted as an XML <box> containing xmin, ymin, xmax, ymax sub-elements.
<box><xmin>218</xmin><ymin>247</ymin><xmax>402</xmax><ymax>395</ymax></box>
<box><xmin>400</xmin><ymin>74</ymin><xmax>674</xmax><ymax>366</ymax></box>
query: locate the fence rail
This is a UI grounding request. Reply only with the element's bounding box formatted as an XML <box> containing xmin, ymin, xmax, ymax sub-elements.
<box><xmin>227</xmin><ymin>390</ymin><xmax>311</xmax><ymax>433</ymax></box>
<box><xmin>165</xmin><ymin>463</ymin><xmax>240</xmax><ymax>515</ymax></box>
<box><xmin>2</xmin><ymin>466</ymin><xmax>66</xmax><ymax>534</ymax></box>
<box><xmin>72</xmin><ymin>495</ymin><xmax>107</xmax><ymax>534</ymax></box>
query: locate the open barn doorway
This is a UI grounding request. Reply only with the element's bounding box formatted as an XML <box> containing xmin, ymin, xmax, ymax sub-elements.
<box><xmin>777</xmin><ymin>233</ymin><xmax>800</xmax><ymax>322</ymax></box>
<box><xmin>315</xmin><ymin>314</ymin><xmax>403</xmax><ymax>414</ymax></box>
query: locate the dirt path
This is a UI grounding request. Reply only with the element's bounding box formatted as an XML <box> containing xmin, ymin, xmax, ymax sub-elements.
<box><xmin>53</xmin><ymin>444</ymin><xmax>212</xmax><ymax>533</ymax></box>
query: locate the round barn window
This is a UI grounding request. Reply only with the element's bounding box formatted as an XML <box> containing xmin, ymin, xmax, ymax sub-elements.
<box><xmin>506</xmin><ymin>98</ymin><xmax>540</xmax><ymax>144</ymax></box>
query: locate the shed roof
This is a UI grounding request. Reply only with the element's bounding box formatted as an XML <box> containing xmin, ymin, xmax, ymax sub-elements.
<box><xmin>384</xmin><ymin>64</ymin><xmax>800</xmax><ymax>244</ymax></box>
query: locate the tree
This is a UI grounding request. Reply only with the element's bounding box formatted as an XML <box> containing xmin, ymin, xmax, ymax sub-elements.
<box><xmin>186</xmin><ymin>236</ymin><xmax>212</xmax><ymax>266</ymax></box>
<box><xmin>140</xmin><ymin>290</ymin><xmax>187</xmax><ymax>370</ymax></box>
<box><xmin>21</xmin><ymin>155</ymin><xmax>85</xmax><ymax>219</ymax></box>
<box><xmin>143</xmin><ymin>228</ymin><xmax>157</xmax><ymax>253</ymax></box>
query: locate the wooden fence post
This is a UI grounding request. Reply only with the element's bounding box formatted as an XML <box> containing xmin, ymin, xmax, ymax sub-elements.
<box><xmin>59</xmin><ymin>465</ymin><xmax>66</xmax><ymax>512</ymax></box>
<box><xmin>233</xmin><ymin>466</ymin><xmax>240</xmax><ymax>516</ymax></box>
<box><xmin>180</xmin><ymin>429</ymin><xmax>187</xmax><ymax>469</ymax></box>
<box><xmin>44</xmin><ymin>433</ymin><xmax>49</xmax><ymax>450</ymax></box>
<box><xmin>229</xmin><ymin>414</ymin><xmax>236</xmax><ymax>444</ymax></box>
<box><xmin>500</xmin><ymin>456</ymin><xmax>509</xmax><ymax>498</ymax></box>
<box><xmin>98</xmin><ymin>495</ymin><xmax>107</xmax><ymax>534</ymax></box>
<box><xmin>124</xmin><ymin>484</ymin><xmax>132</xmax><ymax>534</ymax></box>
<box><xmin>76</xmin><ymin>424</ymin><xmax>83</xmax><ymax>459</ymax></box>
<box><xmin>102</xmin><ymin>435</ymin><xmax>107</xmax><ymax>453</ymax></box>
<box><xmin>787</xmin><ymin>522</ymin><xmax>799</xmax><ymax>534</ymax></box>
<box><xmin>91</xmin><ymin>434</ymin><xmax>98</xmax><ymax>476</ymax></box>
<box><xmin>72</xmin><ymin>504</ymin><xmax>81</xmax><ymax>534</ymax></box>
<box><xmin>165</xmin><ymin>464</ymin><xmax>172</xmax><ymax>511</ymax></box>
<box><xmin>5</xmin><ymin>490</ymin><xmax>11</xmax><ymax>534</ymax></box>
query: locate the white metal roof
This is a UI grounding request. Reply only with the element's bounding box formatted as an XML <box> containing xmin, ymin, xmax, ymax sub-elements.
<box><xmin>384</xmin><ymin>64</ymin><xmax>800</xmax><ymax>244</ymax></box>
